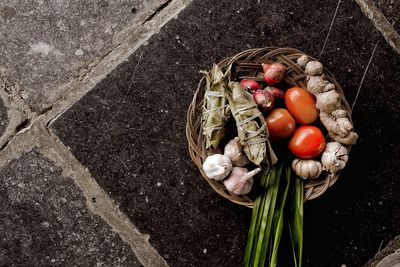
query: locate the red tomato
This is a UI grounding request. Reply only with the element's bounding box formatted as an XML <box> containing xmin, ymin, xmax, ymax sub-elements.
<box><xmin>285</xmin><ymin>87</ymin><xmax>318</xmax><ymax>125</ymax></box>
<box><xmin>288</xmin><ymin>126</ymin><xmax>326</xmax><ymax>159</ymax></box>
<box><xmin>240</xmin><ymin>79</ymin><xmax>261</xmax><ymax>92</ymax></box>
<box><xmin>265</xmin><ymin>108</ymin><xmax>296</xmax><ymax>142</ymax></box>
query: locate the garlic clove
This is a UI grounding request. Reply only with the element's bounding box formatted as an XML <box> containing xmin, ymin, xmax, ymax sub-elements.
<box><xmin>300</xmin><ymin>160</ymin><xmax>310</xmax><ymax>178</ymax></box>
<box><xmin>223</xmin><ymin>167</ymin><xmax>261</xmax><ymax>195</ymax></box>
<box><xmin>224</xmin><ymin>137</ymin><xmax>250</xmax><ymax>167</ymax></box>
<box><xmin>321</xmin><ymin>142</ymin><xmax>349</xmax><ymax>173</ymax></box>
<box><xmin>203</xmin><ymin>154</ymin><xmax>233</xmax><ymax>180</ymax></box>
<box><xmin>292</xmin><ymin>158</ymin><xmax>322</xmax><ymax>179</ymax></box>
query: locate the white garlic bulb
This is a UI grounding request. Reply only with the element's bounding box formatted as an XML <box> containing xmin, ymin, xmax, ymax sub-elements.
<box><xmin>203</xmin><ymin>154</ymin><xmax>233</xmax><ymax>180</ymax></box>
<box><xmin>223</xmin><ymin>167</ymin><xmax>261</xmax><ymax>195</ymax></box>
<box><xmin>224</xmin><ymin>137</ymin><xmax>250</xmax><ymax>167</ymax></box>
<box><xmin>305</xmin><ymin>61</ymin><xmax>323</xmax><ymax>76</ymax></box>
<box><xmin>292</xmin><ymin>159</ymin><xmax>323</xmax><ymax>179</ymax></box>
<box><xmin>321</xmin><ymin>142</ymin><xmax>349</xmax><ymax>172</ymax></box>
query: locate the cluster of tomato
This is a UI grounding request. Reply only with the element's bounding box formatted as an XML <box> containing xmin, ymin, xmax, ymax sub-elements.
<box><xmin>240</xmin><ymin>63</ymin><xmax>326</xmax><ymax>160</ymax></box>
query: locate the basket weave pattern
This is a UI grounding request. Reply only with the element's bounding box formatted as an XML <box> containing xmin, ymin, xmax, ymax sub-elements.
<box><xmin>186</xmin><ymin>47</ymin><xmax>352</xmax><ymax>208</ymax></box>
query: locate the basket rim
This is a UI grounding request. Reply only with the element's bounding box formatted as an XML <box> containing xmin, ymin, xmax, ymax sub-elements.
<box><xmin>186</xmin><ymin>47</ymin><xmax>353</xmax><ymax>208</ymax></box>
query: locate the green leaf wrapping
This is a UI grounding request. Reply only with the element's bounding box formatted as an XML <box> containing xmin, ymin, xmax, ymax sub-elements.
<box><xmin>225</xmin><ymin>81</ymin><xmax>277</xmax><ymax>166</ymax></box>
<box><xmin>201</xmin><ymin>64</ymin><xmax>231</xmax><ymax>149</ymax></box>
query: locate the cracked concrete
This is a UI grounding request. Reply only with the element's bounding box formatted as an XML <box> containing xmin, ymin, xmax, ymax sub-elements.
<box><xmin>0</xmin><ymin>74</ymin><xmax>32</xmax><ymax>148</ymax></box>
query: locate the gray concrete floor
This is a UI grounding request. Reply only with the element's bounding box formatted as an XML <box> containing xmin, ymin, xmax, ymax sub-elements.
<box><xmin>0</xmin><ymin>0</ymin><xmax>399</xmax><ymax>266</ymax></box>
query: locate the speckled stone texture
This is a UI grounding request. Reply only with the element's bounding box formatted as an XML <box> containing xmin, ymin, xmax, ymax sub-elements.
<box><xmin>0</xmin><ymin>0</ymin><xmax>161</xmax><ymax>110</ymax></box>
<box><xmin>365</xmin><ymin>236</ymin><xmax>400</xmax><ymax>266</ymax></box>
<box><xmin>0</xmin><ymin>151</ymin><xmax>140</xmax><ymax>266</ymax></box>
<box><xmin>0</xmin><ymin>97</ymin><xmax>7</xmax><ymax>137</ymax></box>
<box><xmin>372</xmin><ymin>0</ymin><xmax>400</xmax><ymax>31</ymax></box>
<box><xmin>51</xmin><ymin>0</ymin><xmax>400</xmax><ymax>266</ymax></box>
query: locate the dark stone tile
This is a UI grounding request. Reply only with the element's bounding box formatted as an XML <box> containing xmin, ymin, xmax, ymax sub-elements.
<box><xmin>372</xmin><ymin>0</ymin><xmax>400</xmax><ymax>32</ymax></box>
<box><xmin>51</xmin><ymin>0</ymin><xmax>399</xmax><ymax>266</ymax></box>
<box><xmin>0</xmin><ymin>151</ymin><xmax>140</xmax><ymax>266</ymax></box>
<box><xmin>0</xmin><ymin>0</ymin><xmax>166</xmax><ymax>110</ymax></box>
<box><xmin>365</xmin><ymin>236</ymin><xmax>400</xmax><ymax>266</ymax></box>
<box><xmin>303</xmin><ymin>45</ymin><xmax>400</xmax><ymax>267</ymax></box>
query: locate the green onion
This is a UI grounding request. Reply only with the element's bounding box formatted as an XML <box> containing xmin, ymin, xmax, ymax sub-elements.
<box><xmin>244</xmin><ymin>162</ymin><xmax>290</xmax><ymax>267</ymax></box>
<box><xmin>270</xmin><ymin>164</ymin><xmax>291</xmax><ymax>267</ymax></box>
<box><xmin>289</xmin><ymin>178</ymin><xmax>304</xmax><ymax>267</ymax></box>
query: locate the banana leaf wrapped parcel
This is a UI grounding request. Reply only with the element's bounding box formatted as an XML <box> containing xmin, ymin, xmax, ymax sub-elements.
<box><xmin>201</xmin><ymin>64</ymin><xmax>231</xmax><ymax>149</ymax></box>
<box><xmin>226</xmin><ymin>81</ymin><xmax>277</xmax><ymax>166</ymax></box>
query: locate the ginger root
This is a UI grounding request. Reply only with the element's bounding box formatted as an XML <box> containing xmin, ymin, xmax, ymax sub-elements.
<box><xmin>320</xmin><ymin>108</ymin><xmax>357</xmax><ymax>144</ymax></box>
<box><xmin>324</xmin><ymin>83</ymin><xmax>336</xmax><ymax>92</ymax></box>
<box><xmin>297</xmin><ymin>55</ymin><xmax>310</xmax><ymax>68</ymax></box>
<box><xmin>331</xmin><ymin>109</ymin><xmax>347</xmax><ymax>118</ymax></box>
<box><xmin>316</xmin><ymin>90</ymin><xmax>341</xmax><ymax>113</ymax></box>
<box><xmin>305</xmin><ymin>61</ymin><xmax>323</xmax><ymax>76</ymax></box>
<box><xmin>329</xmin><ymin>131</ymin><xmax>359</xmax><ymax>145</ymax></box>
<box><xmin>300</xmin><ymin>59</ymin><xmax>359</xmax><ymax>147</ymax></box>
<box><xmin>306</xmin><ymin>75</ymin><xmax>329</xmax><ymax>95</ymax></box>
<box><xmin>320</xmin><ymin>110</ymin><xmax>353</xmax><ymax>137</ymax></box>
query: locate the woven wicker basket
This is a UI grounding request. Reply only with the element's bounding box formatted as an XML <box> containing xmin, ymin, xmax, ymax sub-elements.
<box><xmin>186</xmin><ymin>47</ymin><xmax>352</xmax><ymax>208</ymax></box>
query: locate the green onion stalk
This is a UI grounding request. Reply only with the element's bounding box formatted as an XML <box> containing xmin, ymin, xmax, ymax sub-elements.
<box><xmin>243</xmin><ymin>162</ymin><xmax>304</xmax><ymax>267</ymax></box>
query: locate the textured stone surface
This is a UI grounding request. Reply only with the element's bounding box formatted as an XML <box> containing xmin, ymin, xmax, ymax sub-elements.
<box><xmin>0</xmin><ymin>150</ymin><xmax>140</xmax><ymax>266</ymax></box>
<box><xmin>0</xmin><ymin>97</ymin><xmax>7</xmax><ymax>137</ymax></box>
<box><xmin>372</xmin><ymin>0</ymin><xmax>400</xmax><ymax>32</ymax></box>
<box><xmin>0</xmin><ymin>0</ymin><xmax>164</xmax><ymax>110</ymax></box>
<box><xmin>365</xmin><ymin>236</ymin><xmax>400</xmax><ymax>266</ymax></box>
<box><xmin>51</xmin><ymin>0</ymin><xmax>400</xmax><ymax>266</ymax></box>
<box><xmin>302</xmin><ymin>45</ymin><xmax>400</xmax><ymax>267</ymax></box>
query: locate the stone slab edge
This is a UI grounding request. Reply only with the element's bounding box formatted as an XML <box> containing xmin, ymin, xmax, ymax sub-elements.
<box><xmin>364</xmin><ymin>236</ymin><xmax>400</xmax><ymax>266</ymax></box>
<box><xmin>355</xmin><ymin>0</ymin><xmax>400</xmax><ymax>54</ymax></box>
<box><xmin>0</xmin><ymin>0</ymin><xmax>194</xmax><ymax>266</ymax></box>
<box><xmin>0</xmin><ymin>121</ymin><xmax>169</xmax><ymax>267</ymax></box>
<box><xmin>0</xmin><ymin>0</ymin><xmax>192</xmax><ymax>149</ymax></box>
<box><xmin>0</xmin><ymin>74</ymin><xmax>32</xmax><ymax>148</ymax></box>
<box><xmin>45</xmin><ymin>0</ymin><xmax>192</xmax><ymax>127</ymax></box>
